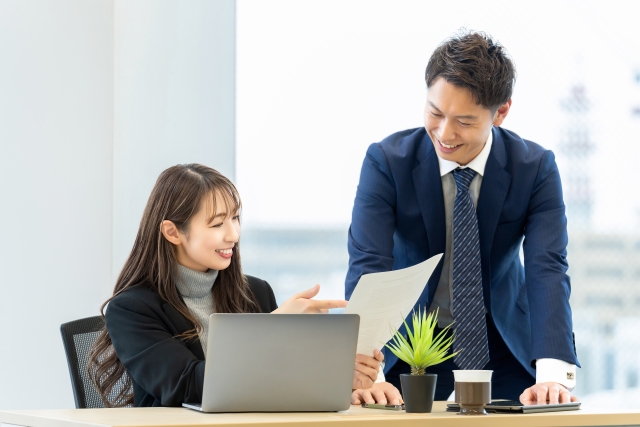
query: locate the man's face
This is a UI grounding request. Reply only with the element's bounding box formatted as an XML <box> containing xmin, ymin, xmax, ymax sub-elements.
<box><xmin>424</xmin><ymin>77</ymin><xmax>510</xmax><ymax>165</ymax></box>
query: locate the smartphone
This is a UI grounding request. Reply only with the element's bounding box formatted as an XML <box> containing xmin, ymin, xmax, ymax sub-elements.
<box><xmin>361</xmin><ymin>403</ymin><xmax>405</xmax><ymax>411</ymax></box>
<box><xmin>447</xmin><ymin>400</ymin><xmax>581</xmax><ymax>414</ymax></box>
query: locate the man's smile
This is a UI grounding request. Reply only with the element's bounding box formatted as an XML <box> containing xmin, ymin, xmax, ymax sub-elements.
<box><xmin>438</xmin><ymin>139</ymin><xmax>461</xmax><ymax>149</ymax></box>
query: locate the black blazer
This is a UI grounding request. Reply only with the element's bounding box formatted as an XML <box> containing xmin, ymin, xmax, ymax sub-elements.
<box><xmin>105</xmin><ymin>275</ymin><xmax>278</xmax><ymax>407</ymax></box>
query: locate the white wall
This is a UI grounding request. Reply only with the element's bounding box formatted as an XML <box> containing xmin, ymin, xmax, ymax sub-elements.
<box><xmin>0</xmin><ymin>0</ymin><xmax>236</xmax><ymax>409</ymax></box>
<box><xmin>0</xmin><ymin>0</ymin><xmax>114</xmax><ymax>410</ymax></box>
<box><xmin>113</xmin><ymin>0</ymin><xmax>236</xmax><ymax>274</ymax></box>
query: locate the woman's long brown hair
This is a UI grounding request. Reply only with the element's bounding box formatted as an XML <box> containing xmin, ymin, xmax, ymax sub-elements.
<box><xmin>87</xmin><ymin>164</ymin><xmax>257</xmax><ymax>407</ymax></box>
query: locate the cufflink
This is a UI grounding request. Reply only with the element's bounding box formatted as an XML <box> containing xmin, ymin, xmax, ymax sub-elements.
<box><xmin>567</xmin><ymin>372</ymin><xmax>574</xmax><ymax>380</ymax></box>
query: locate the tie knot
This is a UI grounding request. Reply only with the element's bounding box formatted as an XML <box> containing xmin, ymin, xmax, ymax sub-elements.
<box><xmin>453</xmin><ymin>168</ymin><xmax>477</xmax><ymax>192</ymax></box>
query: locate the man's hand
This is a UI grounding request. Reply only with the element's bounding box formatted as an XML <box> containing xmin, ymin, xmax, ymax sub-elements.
<box><xmin>352</xmin><ymin>349</ymin><xmax>384</xmax><ymax>390</ymax></box>
<box><xmin>520</xmin><ymin>382</ymin><xmax>579</xmax><ymax>405</ymax></box>
<box><xmin>351</xmin><ymin>382</ymin><xmax>403</xmax><ymax>405</ymax></box>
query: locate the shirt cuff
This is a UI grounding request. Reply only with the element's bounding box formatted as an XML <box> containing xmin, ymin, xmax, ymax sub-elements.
<box><xmin>535</xmin><ymin>358</ymin><xmax>576</xmax><ymax>391</ymax></box>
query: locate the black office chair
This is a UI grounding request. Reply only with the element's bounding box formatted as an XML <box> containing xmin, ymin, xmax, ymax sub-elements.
<box><xmin>60</xmin><ymin>316</ymin><xmax>131</xmax><ymax>408</ymax></box>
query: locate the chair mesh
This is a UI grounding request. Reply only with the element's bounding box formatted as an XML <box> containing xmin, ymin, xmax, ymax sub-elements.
<box><xmin>60</xmin><ymin>316</ymin><xmax>131</xmax><ymax>408</ymax></box>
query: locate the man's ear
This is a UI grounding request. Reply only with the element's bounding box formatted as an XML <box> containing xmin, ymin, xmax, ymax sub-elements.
<box><xmin>160</xmin><ymin>220</ymin><xmax>182</xmax><ymax>246</ymax></box>
<box><xmin>492</xmin><ymin>99</ymin><xmax>512</xmax><ymax>127</ymax></box>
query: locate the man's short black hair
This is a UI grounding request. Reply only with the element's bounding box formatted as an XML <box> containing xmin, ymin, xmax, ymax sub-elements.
<box><xmin>425</xmin><ymin>30</ymin><xmax>516</xmax><ymax>111</ymax></box>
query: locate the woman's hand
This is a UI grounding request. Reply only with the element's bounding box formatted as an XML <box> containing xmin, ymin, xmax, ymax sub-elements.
<box><xmin>272</xmin><ymin>284</ymin><xmax>347</xmax><ymax>314</ymax></box>
<box><xmin>353</xmin><ymin>349</ymin><xmax>384</xmax><ymax>390</ymax></box>
<box><xmin>351</xmin><ymin>382</ymin><xmax>403</xmax><ymax>405</ymax></box>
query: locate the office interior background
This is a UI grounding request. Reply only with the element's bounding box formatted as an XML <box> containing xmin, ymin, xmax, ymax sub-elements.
<box><xmin>1</xmin><ymin>0</ymin><xmax>638</xmax><ymax>410</ymax></box>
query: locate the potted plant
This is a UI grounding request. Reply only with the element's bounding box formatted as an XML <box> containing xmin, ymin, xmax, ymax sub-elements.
<box><xmin>385</xmin><ymin>307</ymin><xmax>457</xmax><ymax>413</ymax></box>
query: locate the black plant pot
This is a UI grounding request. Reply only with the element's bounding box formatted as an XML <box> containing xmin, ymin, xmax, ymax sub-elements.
<box><xmin>400</xmin><ymin>373</ymin><xmax>437</xmax><ymax>413</ymax></box>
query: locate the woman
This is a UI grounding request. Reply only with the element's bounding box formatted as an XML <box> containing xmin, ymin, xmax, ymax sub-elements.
<box><xmin>88</xmin><ymin>164</ymin><xmax>400</xmax><ymax>407</ymax></box>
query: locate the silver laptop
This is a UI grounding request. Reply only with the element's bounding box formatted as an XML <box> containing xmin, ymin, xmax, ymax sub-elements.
<box><xmin>182</xmin><ymin>313</ymin><xmax>359</xmax><ymax>412</ymax></box>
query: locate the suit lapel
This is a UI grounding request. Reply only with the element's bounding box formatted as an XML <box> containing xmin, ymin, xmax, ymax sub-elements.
<box><xmin>412</xmin><ymin>139</ymin><xmax>446</xmax><ymax>304</ymax></box>
<box><xmin>477</xmin><ymin>128</ymin><xmax>511</xmax><ymax>305</ymax></box>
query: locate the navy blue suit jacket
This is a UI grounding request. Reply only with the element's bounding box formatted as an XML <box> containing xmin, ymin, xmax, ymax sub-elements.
<box><xmin>346</xmin><ymin>126</ymin><xmax>579</xmax><ymax>377</ymax></box>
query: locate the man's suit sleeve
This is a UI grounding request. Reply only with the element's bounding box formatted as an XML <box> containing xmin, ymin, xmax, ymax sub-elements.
<box><xmin>105</xmin><ymin>294</ymin><xmax>205</xmax><ymax>407</ymax></box>
<box><xmin>346</xmin><ymin>143</ymin><xmax>397</xmax><ymax>299</ymax></box>
<box><xmin>523</xmin><ymin>150</ymin><xmax>579</xmax><ymax>366</ymax></box>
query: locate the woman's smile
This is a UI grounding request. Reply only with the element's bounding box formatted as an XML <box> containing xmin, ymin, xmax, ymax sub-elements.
<box><xmin>215</xmin><ymin>248</ymin><xmax>233</xmax><ymax>259</ymax></box>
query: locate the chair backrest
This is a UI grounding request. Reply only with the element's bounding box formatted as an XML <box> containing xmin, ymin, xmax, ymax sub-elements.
<box><xmin>60</xmin><ymin>316</ymin><xmax>130</xmax><ymax>408</ymax></box>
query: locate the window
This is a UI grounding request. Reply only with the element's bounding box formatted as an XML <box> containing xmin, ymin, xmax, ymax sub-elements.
<box><xmin>237</xmin><ymin>0</ymin><xmax>640</xmax><ymax>403</ymax></box>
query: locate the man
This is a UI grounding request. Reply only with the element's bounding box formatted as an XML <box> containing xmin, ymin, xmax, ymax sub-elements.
<box><xmin>346</xmin><ymin>31</ymin><xmax>580</xmax><ymax>404</ymax></box>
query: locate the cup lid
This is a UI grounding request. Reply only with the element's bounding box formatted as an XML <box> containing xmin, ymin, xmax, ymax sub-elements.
<box><xmin>452</xmin><ymin>370</ymin><xmax>493</xmax><ymax>382</ymax></box>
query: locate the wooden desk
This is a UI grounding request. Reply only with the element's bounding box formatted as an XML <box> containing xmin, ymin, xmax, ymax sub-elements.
<box><xmin>1</xmin><ymin>402</ymin><xmax>639</xmax><ymax>427</ymax></box>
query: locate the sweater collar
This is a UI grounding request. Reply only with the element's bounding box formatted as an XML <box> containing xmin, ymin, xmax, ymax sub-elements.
<box><xmin>176</xmin><ymin>264</ymin><xmax>218</xmax><ymax>298</ymax></box>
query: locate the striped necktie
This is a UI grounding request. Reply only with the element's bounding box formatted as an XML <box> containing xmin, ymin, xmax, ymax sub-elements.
<box><xmin>451</xmin><ymin>167</ymin><xmax>490</xmax><ymax>370</ymax></box>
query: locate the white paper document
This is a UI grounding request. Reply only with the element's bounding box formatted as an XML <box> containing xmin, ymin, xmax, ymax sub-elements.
<box><xmin>344</xmin><ymin>254</ymin><xmax>443</xmax><ymax>356</ymax></box>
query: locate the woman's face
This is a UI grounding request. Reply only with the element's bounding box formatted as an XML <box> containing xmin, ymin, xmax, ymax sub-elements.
<box><xmin>164</xmin><ymin>194</ymin><xmax>241</xmax><ymax>272</ymax></box>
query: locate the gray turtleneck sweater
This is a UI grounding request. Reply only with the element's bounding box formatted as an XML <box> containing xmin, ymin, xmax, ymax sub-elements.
<box><xmin>175</xmin><ymin>264</ymin><xmax>218</xmax><ymax>356</ymax></box>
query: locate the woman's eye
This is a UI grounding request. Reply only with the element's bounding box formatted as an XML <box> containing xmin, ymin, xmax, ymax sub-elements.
<box><xmin>210</xmin><ymin>222</ymin><xmax>223</xmax><ymax>228</ymax></box>
<box><xmin>232</xmin><ymin>215</ymin><xmax>240</xmax><ymax>221</ymax></box>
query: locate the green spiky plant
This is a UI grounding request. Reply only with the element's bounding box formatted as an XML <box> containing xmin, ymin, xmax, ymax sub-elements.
<box><xmin>385</xmin><ymin>307</ymin><xmax>458</xmax><ymax>375</ymax></box>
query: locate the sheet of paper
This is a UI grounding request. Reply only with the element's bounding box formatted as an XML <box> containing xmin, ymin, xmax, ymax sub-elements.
<box><xmin>344</xmin><ymin>253</ymin><xmax>443</xmax><ymax>356</ymax></box>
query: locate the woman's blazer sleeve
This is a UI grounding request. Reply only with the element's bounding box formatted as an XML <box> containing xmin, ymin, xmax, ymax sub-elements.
<box><xmin>246</xmin><ymin>275</ymin><xmax>278</xmax><ymax>312</ymax></box>
<box><xmin>105</xmin><ymin>287</ymin><xmax>205</xmax><ymax>407</ymax></box>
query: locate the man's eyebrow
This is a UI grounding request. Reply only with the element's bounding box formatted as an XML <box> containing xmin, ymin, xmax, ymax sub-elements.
<box><xmin>428</xmin><ymin>101</ymin><xmax>478</xmax><ymax>120</ymax></box>
<box><xmin>428</xmin><ymin>101</ymin><xmax>442</xmax><ymax>113</ymax></box>
<box><xmin>454</xmin><ymin>114</ymin><xmax>478</xmax><ymax>120</ymax></box>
